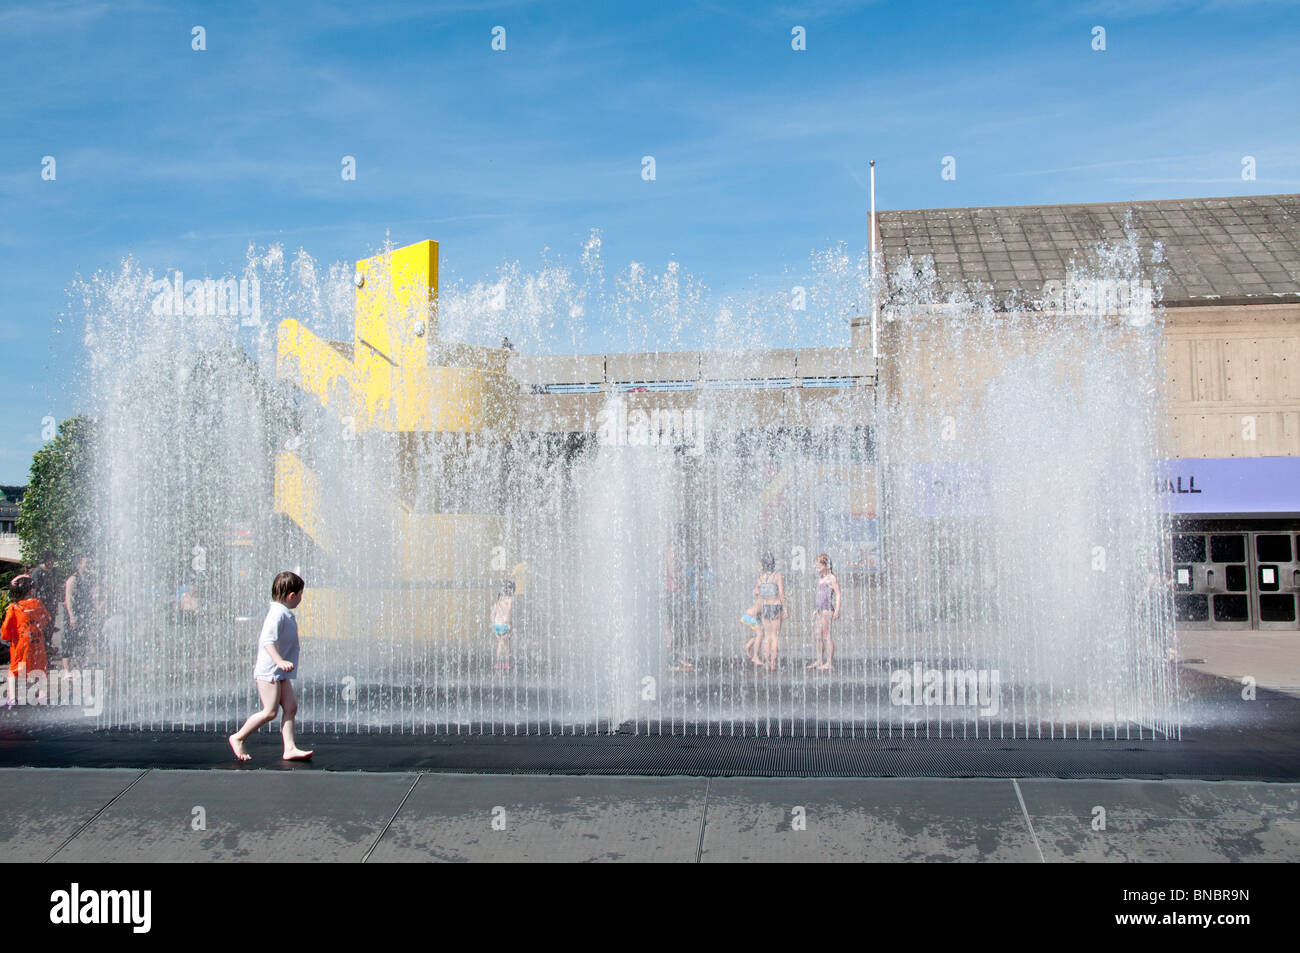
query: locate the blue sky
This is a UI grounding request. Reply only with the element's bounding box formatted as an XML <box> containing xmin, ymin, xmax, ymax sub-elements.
<box><xmin>1</xmin><ymin>0</ymin><xmax>1298</xmax><ymax>482</ymax></box>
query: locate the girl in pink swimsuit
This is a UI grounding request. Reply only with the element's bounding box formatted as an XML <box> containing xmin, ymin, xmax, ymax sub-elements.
<box><xmin>808</xmin><ymin>553</ymin><xmax>841</xmax><ymax>671</ymax></box>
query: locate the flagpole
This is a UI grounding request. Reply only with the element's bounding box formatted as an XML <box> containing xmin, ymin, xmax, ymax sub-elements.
<box><xmin>869</xmin><ymin>160</ymin><xmax>878</xmax><ymax>364</ymax></box>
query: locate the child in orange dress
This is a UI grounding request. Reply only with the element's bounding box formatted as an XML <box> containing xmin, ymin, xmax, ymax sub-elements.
<box><xmin>2</xmin><ymin>575</ymin><xmax>52</xmax><ymax>707</ymax></box>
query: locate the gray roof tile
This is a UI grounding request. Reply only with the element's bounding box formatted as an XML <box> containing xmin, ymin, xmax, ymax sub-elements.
<box><xmin>879</xmin><ymin>194</ymin><xmax>1300</xmax><ymax>304</ymax></box>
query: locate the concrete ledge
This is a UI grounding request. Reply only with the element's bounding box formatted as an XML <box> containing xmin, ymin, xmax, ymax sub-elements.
<box><xmin>509</xmin><ymin>354</ymin><xmax>606</xmax><ymax>386</ymax></box>
<box><xmin>606</xmin><ymin>351</ymin><xmax>701</xmax><ymax>383</ymax></box>
<box><xmin>796</xmin><ymin>346</ymin><xmax>874</xmax><ymax>378</ymax></box>
<box><xmin>701</xmin><ymin>349</ymin><xmax>796</xmax><ymax>380</ymax></box>
<box><xmin>517</xmin><ymin>394</ymin><xmax>605</xmax><ymax>432</ymax></box>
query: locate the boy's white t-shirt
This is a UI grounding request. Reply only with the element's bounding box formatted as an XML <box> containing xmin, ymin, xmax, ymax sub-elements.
<box><xmin>254</xmin><ymin>601</ymin><xmax>299</xmax><ymax>682</ymax></box>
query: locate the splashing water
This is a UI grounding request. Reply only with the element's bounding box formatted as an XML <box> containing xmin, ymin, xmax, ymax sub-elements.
<box><xmin>75</xmin><ymin>227</ymin><xmax>1177</xmax><ymax>738</ymax></box>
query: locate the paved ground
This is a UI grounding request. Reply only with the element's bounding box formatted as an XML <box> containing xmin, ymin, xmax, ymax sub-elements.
<box><xmin>3</xmin><ymin>767</ymin><xmax>1296</xmax><ymax>862</ymax></box>
<box><xmin>1180</xmin><ymin>630</ymin><xmax>1300</xmax><ymax>698</ymax></box>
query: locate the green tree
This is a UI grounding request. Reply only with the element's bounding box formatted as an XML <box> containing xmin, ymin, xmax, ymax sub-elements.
<box><xmin>16</xmin><ymin>415</ymin><xmax>96</xmax><ymax>566</ymax></box>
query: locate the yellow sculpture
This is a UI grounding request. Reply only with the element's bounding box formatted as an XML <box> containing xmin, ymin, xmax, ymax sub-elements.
<box><xmin>274</xmin><ymin>240</ymin><xmax>518</xmax><ymax>641</ymax></box>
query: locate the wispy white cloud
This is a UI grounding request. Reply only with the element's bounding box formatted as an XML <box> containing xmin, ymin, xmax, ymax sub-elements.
<box><xmin>0</xmin><ymin>1</ymin><xmax>121</xmax><ymax>31</ymax></box>
<box><xmin>1008</xmin><ymin>153</ymin><xmax>1213</xmax><ymax>177</ymax></box>
<box><xmin>1110</xmin><ymin>176</ymin><xmax>1300</xmax><ymax>185</ymax></box>
<box><xmin>1058</xmin><ymin>0</ymin><xmax>1299</xmax><ymax>18</ymax></box>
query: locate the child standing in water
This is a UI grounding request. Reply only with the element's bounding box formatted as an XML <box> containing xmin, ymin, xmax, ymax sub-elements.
<box><xmin>2</xmin><ymin>575</ymin><xmax>51</xmax><ymax>706</ymax></box>
<box><xmin>751</xmin><ymin>553</ymin><xmax>786</xmax><ymax>670</ymax></box>
<box><xmin>228</xmin><ymin>571</ymin><xmax>312</xmax><ymax>762</ymax></box>
<box><xmin>742</xmin><ymin>601</ymin><xmax>762</xmax><ymax>663</ymax></box>
<box><xmin>808</xmin><ymin>553</ymin><xmax>841</xmax><ymax>671</ymax></box>
<box><xmin>491</xmin><ymin>579</ymin><xmax>515</xmax><ymax>671</ymax></box>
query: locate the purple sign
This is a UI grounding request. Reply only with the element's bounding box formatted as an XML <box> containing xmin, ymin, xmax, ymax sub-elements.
<box><xmin>1160</xmin><ymin>457</ymin><xmax>1300</xmax><ymax>515</ymax></box>
<box><xmin>895</xmin><ymin>457</ymin><xmax>1300</xmax><ymax>517</ymax></box>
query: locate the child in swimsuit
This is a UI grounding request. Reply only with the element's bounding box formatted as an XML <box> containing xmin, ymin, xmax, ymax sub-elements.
<box><xmin>749</xmin><ymin>553</ymin><xmax>785</xmax><ymax>670</ymax></box>
<box><xmin>808</xmin><ymin>553</ymin><xmax>841</xmax><ymax>672</ymax></box>
<box><xmin>492</xmin><ymin>579</ymin><xmax>515</xmax><ymax>672</ymax></box>
<box><xmin>742</xmin><ymin>601</ymin><xmax>762</xmax><ymax>663</ymax></box>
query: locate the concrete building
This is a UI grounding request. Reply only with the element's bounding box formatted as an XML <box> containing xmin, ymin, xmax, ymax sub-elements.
<box><xmin>0</xmin><ymin>486</ymin><xmax>21</xmax><ymax>537</ymax></box>
<box><xmin>0</xmin><ymin>486</ymin><xmax>23</xmax><ymax>571</ymax></box>
<box><xmin>504</xmin><ymin>194</ymin><xmax>1300</xmax><ymax>632</ymax></box>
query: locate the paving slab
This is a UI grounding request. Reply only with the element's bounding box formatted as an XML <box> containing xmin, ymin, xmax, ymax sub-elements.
<box><xmin>1018</xmin><ymin>779</ymin><xmax>1300</xmax><ymax>862</ymax></box>
<box><xmin>1179</xmin><ymin>630</ymin><xmax>1300</xmax><ymax>698</ymax></box>
<box><xmin>699</xmin><ymin>778</ymin><xmax>1039</xmax><ymax>862</ymax></box>
<box><xmin>9</xmin><ymin>767</ymin><xmax>1300</xmax><ymax>863</ymax></box>
<box><xmin>370</xmin><ymin>774</ymin><xmax>707</xmax><ymax>862</ymax></box>
<box><xmin>0</xmin><ymin>768</ymin><xmax>142</xmax><ymax>863</ymax></box>
<box><xmin>50</xmin><ymin>769</ymin><xmax>416</xmax><ymax>863</ymax></box>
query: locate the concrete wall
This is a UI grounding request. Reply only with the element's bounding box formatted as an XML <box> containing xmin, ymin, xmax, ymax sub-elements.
<box><xmin>508</xmin><ymin>346</ymin><xmax>875</xmax><ymax>434</ymax></box>
<box><xmin>508</xmin><ymin>301</ymin><xmax>1300</xmax><ymax>458</ymax></box>
<box><xmin>1164</xmin><ymin>303</ymin><xmax>1300</xmax><ymax>458</ymax></box>
<box><xmin>516</xmin><ymin>386</ymin><xmax>875</xmax><ymax>435</ymax></box>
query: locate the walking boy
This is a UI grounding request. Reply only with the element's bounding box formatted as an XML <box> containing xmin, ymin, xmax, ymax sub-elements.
<box><xmin>228</xmin><ymin>571</ymin><xmax>312</xmax><ymax>761</ymax></box>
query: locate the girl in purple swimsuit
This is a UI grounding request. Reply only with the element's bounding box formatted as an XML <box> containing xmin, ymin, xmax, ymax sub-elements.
<box><xmin>750</xmin><ymin>553</ymin><xmax>785</xmax><ymax>671</ymax></box>
<box><xmin>809</xmin><ymin>553</ymin><xmax>841</xmax><ymax>671</ymax></box>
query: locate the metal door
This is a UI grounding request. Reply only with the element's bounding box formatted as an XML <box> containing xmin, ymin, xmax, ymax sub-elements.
<box><xmin>1172</xmin><ymin>531</ymin><xmax>1252</xmax><ymax>630</ymax></box>
<box><xmin>1252</xmin><ymin>532</ymin><xmax>1299</xmax><ymax>631</ymax></box>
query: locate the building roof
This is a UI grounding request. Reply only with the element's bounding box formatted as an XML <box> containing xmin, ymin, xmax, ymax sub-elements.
<box><xmin>877</xmin><ymin>193</ymin><xmax>1300</xmax><ymax>306</ymax></box>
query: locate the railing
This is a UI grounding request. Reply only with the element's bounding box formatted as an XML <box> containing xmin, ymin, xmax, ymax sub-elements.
<box><xmin>511</xmin><ymin>346</ymin><xmax>877</xmax><ymax>394</ymax></box>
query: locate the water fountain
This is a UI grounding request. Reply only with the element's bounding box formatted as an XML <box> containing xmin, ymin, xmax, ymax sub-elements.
<box><xmin>76</xmin><ymin>228</ymin><xmax>1178</xmax><ymax>740</ymax></box>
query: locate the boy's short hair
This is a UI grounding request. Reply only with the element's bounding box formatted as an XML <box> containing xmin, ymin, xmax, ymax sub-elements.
<box><xmin>9</xmin><ymin>575</ymin><xmax>33</xmax><ymax>599</ymax></box>
<box><xmin>502</xmin><ymin>579</ymin><xmax>516</xmax><ymax>595</ymax></box>
<box><xmin>271</xmin><ymin>571</ymin><xmax>305</xmax><ymax>602</ymax></box>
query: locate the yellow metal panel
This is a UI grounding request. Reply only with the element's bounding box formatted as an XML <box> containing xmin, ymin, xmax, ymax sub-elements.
<box><xmin>275</xmin><ymin>237</ymin><xmax>516</xmax><ymax>596</ymax></box>
<box><xmin>354</xmin><ymin>239</ymin><xmax>438</xmax><ymax>369</ymax></box>
<box><xmin>395</xmin><ymin>512</ymin><xmax>511</xmax><ymax>581</ymax></box>
<box><xmin>274</xmin><ymin>452</ymin><xmax>513</xmax><ymax>582</ymax></box>
<box><xmin>295</xmin><ymin>585</ymin><xmax>498</xmax><ymax>644</ymax></box>
<box><xmin>277</xmin><ymin>320</ymin><xmax>517</xmax><ymax>434</ymax></box>
<box><xmin>273</xmin><ymin>452</ymin><xmax>334</xmax><ymax>554</ymax></box>
<box><xmin>276</xmin><ymin>319</ymin><xmax>356</xmax><ymax>413</ymax></box>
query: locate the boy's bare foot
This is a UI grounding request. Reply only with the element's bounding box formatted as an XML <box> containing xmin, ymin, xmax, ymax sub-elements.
<box><xmin>806</xmin><ymin>660</ymin><xmax>821</xmax><ymax>670</ymax></box>
<box><xmin>820</xmin><ymin>663</ymin><xmax>834</xmax><ymax>672</ymax></box>
<box><xmin>751</xmin><ymin>655</ymin><xmax>765</xmax><ymax>667</ymax></box>
<box><xmin>229</xmin><ymin>735</ymin><xmax>251</xmax><ymax>761</ymax></box>
<box><xmin>283</xmin><ymin>748</ymin><xmax>313</xmax><ymax>761</ymax></box>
